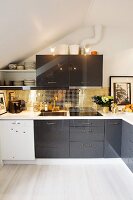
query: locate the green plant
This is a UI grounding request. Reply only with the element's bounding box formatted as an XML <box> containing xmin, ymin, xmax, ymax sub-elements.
<box><xmin>92</xmin><ymin>96</ymin><xmax>114</xmax><ymax>107</ymax></box>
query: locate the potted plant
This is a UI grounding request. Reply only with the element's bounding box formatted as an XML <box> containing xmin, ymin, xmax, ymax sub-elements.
<box><xmin>92</xmin><ymin>96</ymin><xmax>114</xmax><ymax>113</ymax></box>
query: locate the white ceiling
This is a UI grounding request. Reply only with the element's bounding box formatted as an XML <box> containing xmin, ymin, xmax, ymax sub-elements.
<box><xmin>0</xmin><ymin>0</ymin><xmax>133</xmax><ymax>68</ymax></box>
<box><xmin>85</xmin><ymin>0</ymin><xmax>133</xmax><ymax>27</ymax></box>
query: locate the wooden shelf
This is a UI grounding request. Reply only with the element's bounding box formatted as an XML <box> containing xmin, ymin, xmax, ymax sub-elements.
<box><xmin>0</xmin><ymin>86</ymin><xmax>36</xmax><ymax>90</ymax></box>
<box><xmin>0</xmin><ymin>70</ymin><xmax>36</xmax><ymax>72</ymax></box>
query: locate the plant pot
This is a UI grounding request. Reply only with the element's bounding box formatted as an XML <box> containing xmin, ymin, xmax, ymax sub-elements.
<box><xmin>102</xmin><ymin>107</ymin><xmax>109</xmax><ymax>113</ymax></box>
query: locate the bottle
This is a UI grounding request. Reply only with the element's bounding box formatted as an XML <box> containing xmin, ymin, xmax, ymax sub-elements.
<box><xmin>44</xmin><ymin>102</ymin><xmax>48</xmax><ymax>111</ymax></box>
<box><xmin>81</xmin><ymin>48</ymin><xmax>84</xmax><ymax>55</ymax></box>
<box><xmin>48</xmin><ymin>101</ymin><xmax>53</xmax><ymax>111</ymax></box>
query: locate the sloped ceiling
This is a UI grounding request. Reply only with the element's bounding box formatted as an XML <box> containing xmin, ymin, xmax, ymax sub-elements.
<box><xmin>1</xmin><ymin>0</ymin><xmax>133</xmax><ymax>68</ymax></box>
<box><xmin>0</xmin><ymin>0</ymin><xmax>91</xmax><ymax>68</ymax></box>
<box><xmin>85</xmin><ymin>0</ymin><xmax>133</xmax><ymax>27</ymax></box>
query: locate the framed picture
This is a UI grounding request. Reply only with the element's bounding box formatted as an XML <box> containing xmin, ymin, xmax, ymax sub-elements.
<box><xmin>0</xmin><ymin>92</ymin><xmax>6</xmax><ymax>115</ymax></box>
<box><xmin>110</xmin><ymin>76</ymin><xmax>133</xmax><ymax>106</ymax></box>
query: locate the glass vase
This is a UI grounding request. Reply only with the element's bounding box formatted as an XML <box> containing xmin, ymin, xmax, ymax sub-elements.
<box><xmin>102</xmin><ymin>107</ymin><xmax>109</xmax><ymax>113</ymax></box>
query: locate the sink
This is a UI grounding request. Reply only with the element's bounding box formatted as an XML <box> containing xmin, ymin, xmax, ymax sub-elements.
<box><xmin>38</xmin><ymin>111</ymin><xmax>67</xmax><ymax>116</ymax></box>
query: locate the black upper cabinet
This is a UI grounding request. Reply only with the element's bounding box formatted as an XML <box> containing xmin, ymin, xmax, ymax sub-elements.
<box><xmin>69</xmin><ymin>55</ymin><xmax>103</xmax><ymax>86</ymax></box>
<box><xmin>36</xmin><ymin>55</ymin><xmax>103</xmax><ymax>88</ymax></box>
<box><xmin>36</xmin><ymin>55</ymin><xmax>69</xmax><ymax>88</ymax></box>
<box><xmin>69</xmin><ymin>55</ymin><xmax>87</xmax><ymax>86</ymax></box>
<box><xmin>86</xmin><ymin>55</ymin><xmax>103</xmax><ymax>86</ymax></box>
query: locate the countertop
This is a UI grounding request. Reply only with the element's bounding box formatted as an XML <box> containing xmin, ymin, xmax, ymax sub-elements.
<box><xmin>0</xmin><ymin>111</ymin><xmax>133</xmax><ymax>125</ymax></box>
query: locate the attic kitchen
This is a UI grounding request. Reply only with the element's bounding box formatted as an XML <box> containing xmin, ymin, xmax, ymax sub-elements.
<box><xmin>0</xmin><ymin>0</ymin><xmax>133</xmax><ymax>199</ymax></box>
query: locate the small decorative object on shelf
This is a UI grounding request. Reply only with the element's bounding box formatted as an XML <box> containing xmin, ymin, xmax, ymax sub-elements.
<box><xmin>122</xmin><ymin>104</ymin><xmax>133</xmax><ymax>113</ymax></box>
<box><xmin>69</xmin><ymin>45</ymin><xmax>79</xmax><ymax>55</ymax></box>
<box><xmin>8</xmin><ymin>64</ymin><xmax>17</xmax><ymax>70</ymax></box>
<box><xmin>92</xmin><ymin>95</ymin><xmax>114</xmax><ymax>113</ymax></box>
<box><xmin>111</xmin><ymin>103</ymin><xmax>118</xmax><ymax>113</ymax></box>
<box><xmin>91</xmin><ymin>50</ymin><xmax>98</xmax><ymax>55</ymax></box>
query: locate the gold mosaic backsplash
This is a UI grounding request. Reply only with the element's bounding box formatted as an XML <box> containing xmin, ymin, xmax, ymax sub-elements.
<box><xmin>79</xmin><ymin>87</ymin><xmax>109</xmax><ymax>109</ymax></box>
<box><xmin>6</xmin><ymin>88</ymin><xmax>109</xmax><ymax>110</ymax></box>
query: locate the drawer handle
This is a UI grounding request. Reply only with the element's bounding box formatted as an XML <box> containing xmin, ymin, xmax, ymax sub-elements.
<box><xmin>109</xmin><ymin>123</ymin><xmax>120</xmax><ymax>125</ymax></box>
<box><xmin>82</xmin><ymin>130</ymin><xmax>93</xmax><ymax>133</ymax></box>
<box><xmin>81</xmin><ymin>81</ymin><xmax>89</xmax><ymax>84</ymax></box>
<box><xmin>82</xmin><ymin>144</ymin><xmax>93</xmax><ymax>148</ymax></box>
<box><xmin>48</xmin><ymin>82</ymin><xmax>56</xmax><ymax>84</ymax></box>
<box><xmin>88</xmin><ymin>129</ymin><xmax>93</xmax><ymax>133</ymax></box>
<box><xmin>12</xmin><ymin>122</ymin><xmax>20</xmax><ymax>125</ymax></box>
<box><xmin>16</xmin><ymin>131</ymin><xmax>18</xmax><ymax>133</ymax></box>
<box><xmin>82</xmin><ymin>123</ymin><xmax>92</xmax><ymax>125</ymax></box>
<box><xmin>46</xmin><ymin>122</ymin><xmax>56</xmax><ymax>125</ymax></box>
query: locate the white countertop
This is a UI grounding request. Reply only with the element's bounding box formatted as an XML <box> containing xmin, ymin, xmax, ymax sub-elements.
<box><xmin>0</xmin><ymin>111</ymin><xmax>133</xmax><ymax>125</ymax></box>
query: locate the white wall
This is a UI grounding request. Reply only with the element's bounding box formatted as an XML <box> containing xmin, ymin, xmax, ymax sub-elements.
<box><xmin>25</xmin><ymin>26</ymin><xmax>133</xmax><ymax>86</ymax></box>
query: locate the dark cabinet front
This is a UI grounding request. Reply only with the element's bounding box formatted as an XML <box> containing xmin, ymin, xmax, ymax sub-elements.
<box><xmin>36</xmin><ymin>55</ymin><xmax>103</xmax><ymax>88</ymax></box>
<box><xmin>34</xmin><ymin>120</ymin><xmax>69</xmax><ymax>158</ymax></box>
<box><xmin>104</xmin><ymin>120</ymin><xmax>122</xmax><ymax>158</ymax></box>
<box><xmin>69</xmin><ymin>119</ymin><xmax>104</xmax><ymax>158</ymax></box>
<box><xmin>36</xmin><ymin>55</ymin><xmax>69</xmax><ymax>88</ymax></box>
<box><xmin>121</xmin><ymin>121</ymin><xmax>133</xmax><ymax>172</ymax></box>
<box><xmin>69</xmin><ymin>55</ymin><xmax>103</xmax><ymax>86</ymax></box>
<box><xmin>69</xmin><ymin>55</ymin><xmax>87</xmax><ymax>86</ymax></box>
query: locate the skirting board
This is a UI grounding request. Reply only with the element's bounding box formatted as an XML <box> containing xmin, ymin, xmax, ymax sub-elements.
<box><xmin>3</xmin><ymin>158</ymin><xmax>124</xmax><ymax>165</ymax></box>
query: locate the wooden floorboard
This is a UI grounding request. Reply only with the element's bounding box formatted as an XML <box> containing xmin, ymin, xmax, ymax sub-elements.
<box><xmin>0</xmin><ymin>162</ymin><xmax>133</xmax><ymax>200</ymax></box>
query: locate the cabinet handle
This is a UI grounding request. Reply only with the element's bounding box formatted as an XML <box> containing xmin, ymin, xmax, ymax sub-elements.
<box><xmin>16</xmin><ymin>131</ymin><xmax>18</xmax><ymax>133</ymax></box>
<box><xmin>12</xmin><ymin>122</ymin><xmax>20</xmax><ymax>125</ymax></box>
<box><xmin>82</xmin><ymin>143</ymin><xmax>93</xmax><ymax>148</ymax></box>
<box><xmin>82</xmin><ymin>123</ymin><xmax>92</xmax><ymax>125</ymax></box>
<box><xmin>109</xmin><ymin>123</ymin><xmax>120</xmax><ymax>125</ymax></box>
<box><xmin>23</xmin><ymin>132</ymin><xmax>26</xmax><ymax>134</ymax></box>
<box><xmin>46</xmin><ymin>122</ymin><xmax>56</xmax><ymax>125</ymax></box>
<box><xmin>88</xmin><ymin>129</ymin><xmax>93</xmax><ymax>132</ymax></box>
<box><xmin>81</xmin><ymin>81</ymin><xmax>89</xmax><ymax>84</ymax></box>
<box><xmin>82</xmin><ymin>129</ymin><xmax>93</xmax><ymax>133</ymax></box>
<box><xmin>48</xmin><ymin>82</ymin><xmax>56</xmax><ymax>84</ymax></box>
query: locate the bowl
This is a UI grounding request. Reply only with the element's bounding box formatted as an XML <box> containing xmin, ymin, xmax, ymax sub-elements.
<box><xmin>8</xmin><ymin>64</ymin><xmax>17</xmax><ymax>70</ymax></box>
<box><xmin>17</xmin><ymin>65</ymin><xmax>24</xmax><ymax>70</ymax></box>
<box><xmin>24</xmin><ymin>62</ymin><xmax>36</xmax><ymax>70</ymax></box>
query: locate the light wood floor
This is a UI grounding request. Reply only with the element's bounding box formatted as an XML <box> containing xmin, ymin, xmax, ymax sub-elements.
<box><xmin>0</xmin><ymin>162</ymin><xmax>133</xmax><ymax>200</ymax></box>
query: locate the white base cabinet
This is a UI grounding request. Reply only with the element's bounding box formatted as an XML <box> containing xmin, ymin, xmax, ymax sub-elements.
<box><xmin>0</xmin><ymin>120</ymin><xmax>35</xmax><ymax>160</ymax></box>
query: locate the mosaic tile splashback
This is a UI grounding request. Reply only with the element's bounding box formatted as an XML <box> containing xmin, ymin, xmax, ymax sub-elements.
<box><xmin>6</xmin><ymin>88</ymin><xmax>109</xmax><ymax>110</ymax></box>
<box><xmin>6</xmin><ymin>89</ymin><xmax>79</xmax><ymax>110</ymax></box>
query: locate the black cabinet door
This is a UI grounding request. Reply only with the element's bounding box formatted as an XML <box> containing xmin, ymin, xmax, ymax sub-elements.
<box><xmin>121</xmin><ymin>121</ymin><xmax>133</xmax><ymax>172</ymax></box>
<box><xmin>104</xmin><ymin>119</ymin><xmax>122</xmax><ymax>158</ymax></box>
<box><xmin>34</xmin><ymin>120</ymin><xmax>69</xmax><ymax>158</ymax></box>
<box><xmin>36</xmin><ymin>55</ymin><xmax>69</xmax><ymax>88</ymax></box>
<box><xmin>69</xmin><ymin>55</ymin><xmax>87</xmax><ymax>86</ymax></box>
<box><xmin>86</xmin><ymin>55</ymin><xmax>103</xmax><ymax>86</ymax></box>
<box><xmin>36</xmin><ymin>55</ymin><xmax>103</xmax><ymax>88</ymax></box>
<box><xmin>69</xmin><ymin>55</ymin><xmax>103</xmax><ymax>86</ymax></box>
